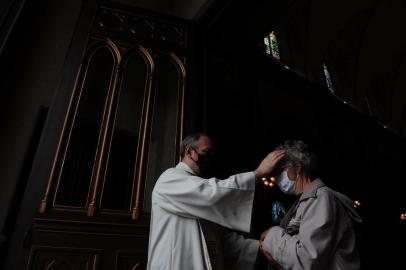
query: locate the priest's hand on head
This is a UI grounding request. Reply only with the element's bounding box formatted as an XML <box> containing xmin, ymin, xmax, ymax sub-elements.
<box><xmin>254</xmin><ymin>150</ymin><xmax>285</xmax><ymax>179</ymax></box>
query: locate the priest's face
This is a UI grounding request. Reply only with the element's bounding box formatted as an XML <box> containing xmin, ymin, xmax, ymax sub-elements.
<box><xmin>194</xmin><ymin>136</ymin><xmax>214</xmax><ymax>156</ymax></box>
<box><xmin>188</xmin><ymin>136</ymin><xmax>215</xmax><ymax>176</ymax></box>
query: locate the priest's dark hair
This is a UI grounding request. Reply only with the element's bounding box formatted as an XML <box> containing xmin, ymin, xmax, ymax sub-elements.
<box><xmin>180</xmin><ymin>133</ymin><xmax>209</xmax><ymax>158</ymax></box>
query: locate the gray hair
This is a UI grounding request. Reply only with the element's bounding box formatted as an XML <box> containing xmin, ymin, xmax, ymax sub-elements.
<box><xmin>180</xmin><ymin>133</ymin><xmax>208</xmax><ymax>158</ymax></box>
<box><xmin>275</xmin><ymin>140</ymin><xmax>319</xmax><ymax>179</ymax></box>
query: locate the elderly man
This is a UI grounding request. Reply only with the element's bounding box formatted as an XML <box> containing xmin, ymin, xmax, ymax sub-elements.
<box><xmin>260</xmin><ymin>140</ymin><xmax>362</xmax><ymax>270</ymax></box>
<box><xmin>147</xmin><ymin>133</ymin><xmax>284</xmax><ymax>270</ymax></box>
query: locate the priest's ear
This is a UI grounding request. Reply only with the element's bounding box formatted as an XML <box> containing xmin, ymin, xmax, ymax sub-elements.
<box><xmin>185</xmin><ymin>145</ymin><xmax>194</xmax><ymax>158</ymax></box>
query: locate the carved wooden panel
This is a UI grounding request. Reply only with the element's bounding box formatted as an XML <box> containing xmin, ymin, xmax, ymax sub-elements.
<box><xmin>95</xmin><ymin>7</ymin><xmax>186</xmax><ymax>47</ymax></box>
<box><xmin>27</xmin><ymin>246</ymin><xmax>101</xmax><ymax>270</ymax></box>
<box><xmin>99</xmin><ymin>48</ymin><xmax>149</xmax><ymax>211</ymax></box>
<box><xmin>53</xmin><ymin>45</ymin><xmax>116</xmax><ymax>208</ymax></box>
<box><xmin>39</xmin><ymin>2</ymin><xmax>187</xmax><ymax>218</ymax></box>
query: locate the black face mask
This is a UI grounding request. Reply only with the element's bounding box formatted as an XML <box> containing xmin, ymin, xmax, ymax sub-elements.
<box><xmin>191</xmin><ymin>147</ymin><xmax>215</xmax><ymax>177</ymax></box>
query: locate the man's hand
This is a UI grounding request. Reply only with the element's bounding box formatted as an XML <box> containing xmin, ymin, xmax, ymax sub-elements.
<box><xmin>259</xmin><ymin>226</ymin><xmax>271</xmax><ymax>252</ymax></box>
<box><xmin>260</xmin><ymin>226</ymin><xmax>283</xmax><ymax>269</ymax></box>
<box><xmin>259</xmin><ymin>229</ymin><xmax>275</xmax><ymax>263</ymax></box>
<box><xmin>254</xmin><ymin>150</ymin><xmax>285</xmax><ymax>179</ymax></box>
<box><xmin>260</xmin><ymin>227</ymin><xmax>272</xmax><ymax>243</ymax></box>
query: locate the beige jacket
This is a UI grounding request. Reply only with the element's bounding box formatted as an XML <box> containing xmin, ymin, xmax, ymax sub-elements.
<box><xmin>263</xmin><ymin>179</ymin><xmax>362</xmax><ymax>270</ymax></box>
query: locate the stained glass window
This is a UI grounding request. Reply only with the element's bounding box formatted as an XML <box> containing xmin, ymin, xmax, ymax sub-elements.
<box><xmin>323</xmin><ymin>64</ymin><xmax>334</xmax><ymax>93</ymax></box>
<box><xmin>264</xmin><ymin>31</ymin><xmax>280</xmax><ymax>60</ymax></box>
<box><xmin>269</xmin><ymin>32</ymin><xmax>280</xmax><ymax>60</ymax></box>
<box><xmin>264</xmin><ymin>36</ymin><xmax>271</xmax><ymax>55</ymax></box>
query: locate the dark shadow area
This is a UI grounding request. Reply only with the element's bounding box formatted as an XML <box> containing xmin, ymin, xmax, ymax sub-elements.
<box><xmin>202</xmin><ymin>2</ymin><xmax>406</xmax><ymax>269</ymax></box>
<box><xmin>0</xmin><ymin>106</ymin><xmax>48</xmax><ymax>269</ymax></box>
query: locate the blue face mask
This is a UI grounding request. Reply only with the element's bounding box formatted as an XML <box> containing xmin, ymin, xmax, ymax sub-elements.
<box><xmin>276</xmin><ymin>170</ymin><xmax>296</xmax><ymax>194</ymax></box>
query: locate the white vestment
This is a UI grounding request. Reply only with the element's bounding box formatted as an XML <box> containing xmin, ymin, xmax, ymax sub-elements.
<box><xmin>147</xmin><ymin>162</ymin><xmax>259</xmax><ymax>270</ymax></box>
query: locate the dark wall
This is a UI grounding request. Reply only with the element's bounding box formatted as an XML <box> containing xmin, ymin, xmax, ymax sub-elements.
<box><xmin>202</xmin><ymin>2</ymin><xmax>406</xmax><ymax>269</ymax></box>
<box><xmin>0</xmin><ymin>0</ymin><xmax>82</xmax><ymax>260</ymax></box>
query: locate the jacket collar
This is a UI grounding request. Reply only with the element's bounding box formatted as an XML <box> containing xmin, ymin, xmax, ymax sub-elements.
<box><xmin>299</xmin><ymin>178</ymin><xmax>325</xmax><ymax>201</ymax></box>
<box><xmin>176</xmin><ymin>162</ymin><xmax>197</xmax><ymax>175</ymax></box>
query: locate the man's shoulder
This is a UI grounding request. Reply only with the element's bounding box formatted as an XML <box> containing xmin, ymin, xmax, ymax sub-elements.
<box><xmin>157</xmin><ymin>167</ymin><xmax>177</xmax><ymax>180</ymax></box>
<box><xmin>152</xmin><ymin>167</ymin><xmax>177</xmax><ymax>195</ymax></box>
<box><xmin>162</xmin><ymin>165</ymin><xmax>191</xmax><ymax>176</ymax></box>
<box><xmin>162</xmin><ymin>166</ymin><xmax>177</xmax><ymax>175</ymax></box>
<box><xmin>314</xmin><ymin>186</ymin><xmax>338</xmax><ymax>204</ymax></box>
<box><xmin>156</xmin><ymin>165</ymin><xmax>192</xmax><ymax>183</ymax></box>
<box><xmin>317</xmin><ymin>185</ymin><xmax>334</xmax><ymax>195</ymax></box>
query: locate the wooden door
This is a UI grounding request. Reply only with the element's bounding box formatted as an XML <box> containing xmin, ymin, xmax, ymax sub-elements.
<box><xmin>5</xmin><ymin>2</ymin><xmax>188</xmax><ymax>269</ymax></box>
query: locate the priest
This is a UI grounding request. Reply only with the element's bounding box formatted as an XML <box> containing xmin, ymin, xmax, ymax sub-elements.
<box><xmin>147</xmin><ymin>133</ymin><xmax>284</xmax><ymax>270</ymax></box>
